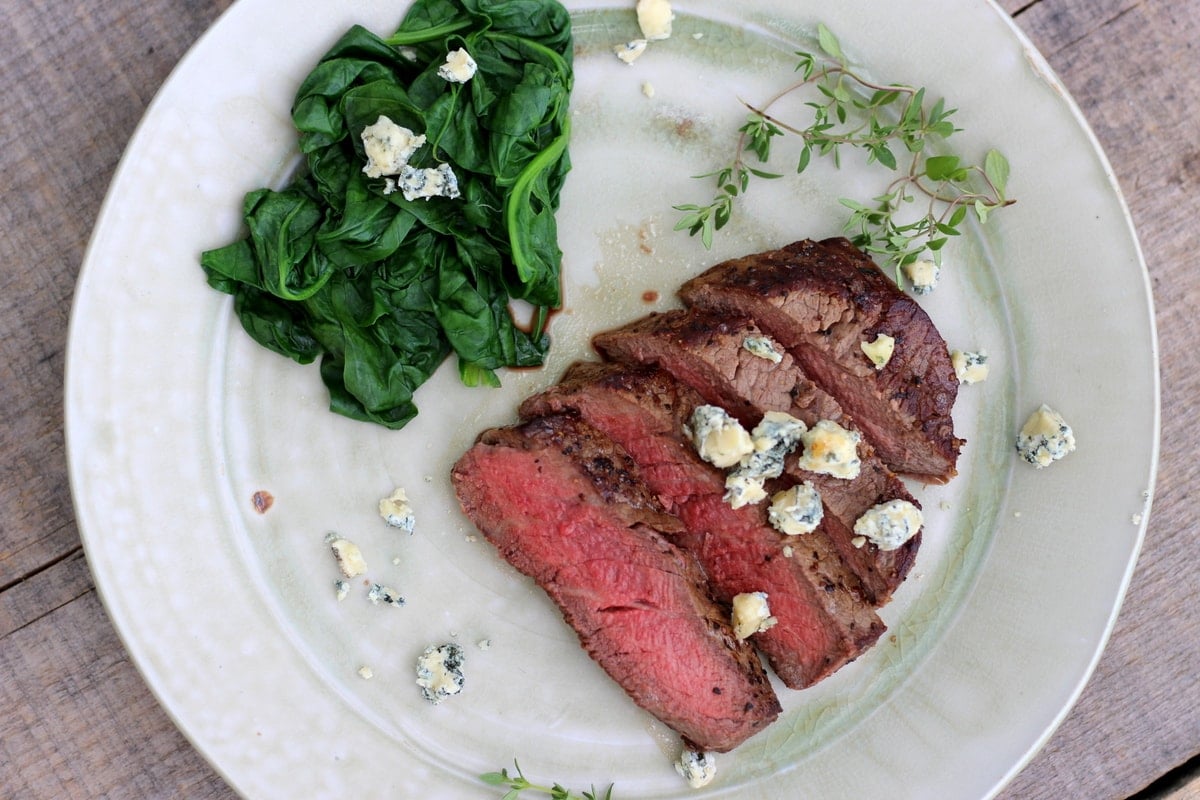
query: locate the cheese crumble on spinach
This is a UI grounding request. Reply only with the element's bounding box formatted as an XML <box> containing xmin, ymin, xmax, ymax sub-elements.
<box><xmin>200</xmin><ymin>0</ymin><xmax>574</xmax><ymax>429</ymax></box>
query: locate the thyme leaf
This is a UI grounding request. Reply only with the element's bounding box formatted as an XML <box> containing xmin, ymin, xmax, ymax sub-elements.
<box><xmin>482</xmin><ymin>760</ymin><xmax>615</xmax><ymax>800</ymax></box>
<box><xmin>673</xmin><ymin>22</ymin><xmax>1015</xmax><ymax>286</ymax></box>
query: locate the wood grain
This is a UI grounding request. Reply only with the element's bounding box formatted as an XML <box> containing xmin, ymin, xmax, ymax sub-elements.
<box><xmin>0</xmin><ymin>2</ymin><xmax>238</xmax><ymax>798</ymax></box>
<box><xmin>1</xmin><ymin>0</ymin><xmax>1196</xmax><ymax>798</ymax></box>
<box><xmin>0</xmin><ymin>568</ymin><xmax>232</xmax><ymax>798</ymax></box>
<box><xmin>997</xmin><ymin>0</ymin><xmax>1200</xmax><ymax>795</ymax></box>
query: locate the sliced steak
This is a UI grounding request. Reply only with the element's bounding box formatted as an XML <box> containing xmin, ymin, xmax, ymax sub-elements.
<box><xmin>521</xmin><ymin>363</ymin><xmax>885</xmax><ymax>689</ymax></box>
<box><xmin>593</xmin><ymin>309</ymin><xmax>920</xmax><ymax>604</ymax></box>
<box><xmin>451</xmin><ymin>413</ymin><xmax>780</xmax><ymax>752</ymax></box>
<box><xmin>679</xmin><ymin>237</ymin><xmax>962</xmax><ymax>483</ymax></box>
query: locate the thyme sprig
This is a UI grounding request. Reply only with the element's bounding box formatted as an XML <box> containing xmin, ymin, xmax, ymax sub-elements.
<box><xmin>481</xmin><ymin>760</ymin><xmax>615</xmax><ymax>800</ymax></box>
<box><xmin>674</xmin><ymin>23</ymin><xmax>1014</xmax><ymax>284</ymax></box>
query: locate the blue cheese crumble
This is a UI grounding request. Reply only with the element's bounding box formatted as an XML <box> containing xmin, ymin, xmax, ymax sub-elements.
<box><xmin>768</xmin><ymin>481</ymin><xmax>824</xmax><ymax>536</ymax></box>
<box><xmin>795</xmin><ymin>420</ymin><xmax>862</xmax><ymax>480</ymax></box>
<box><xmin>861</xmin><ymin>333</ymin><xmax>896</xmax><ymax>370</ymax></box>
<box><xmin>360</xmin><ymin>114</ymin><xmax>460</xmax><ymax>201</ymax></box>
<box><xmin>636</xmin><ymin>0</ymin><xmax>674</xmax><ymax>40</ymax></box>
<box><xmin>686</xmin><ymin>405</ymin><xmax>754</xmax><ymax>469</ymax></box>
<box><xmin>675</xmin><ymin>749</ymin><xmax>716</xmax><ymax>789</ymax></box>
<box><xmin>367</xmin><ymin>583</ymin><xmax>406</xmax><ymax>607</ymax></box>
<box><xmin>1016</xmin><ymin>404</ymin><xmax>1076</xmax><ymax>467</ymax></box>
<box><xmin>723</xmin><ymin>470</ymin><xmax>768</xmax><ymax>510</ymax></box>
<box><xmin>326</xmin><ymin>533</ymin><xmax>368</xmax><ymax>578</ymax></box>
<box><xmin>416</xmin><ymin>643</ymin><xmax>465</xmax><ymax>704</ymax></box>
<box><xmin>903</xmin><ymin>259</ymin><xmax>940</xmax><ymax>295</ymax></box>
<box><xmin>360</xmin><ymin>116</ymin><xmax>426</xmax><ymax>179</ymax></box>
<box><xmin>390</xmin><ymin>163</ymin><xmax>461</xmax><ymax>202</ymax></box>
<box><xmin>951</xmin><ymin>349</ymin><xmax>989</xmax><ymax>384</ymax></box>
<box><xmin>613</xmin><ymin>39</ymin><xmax>648</xmax><ymax>64</ymax></box>
<box><xmin>724</xmin><ymin>412</ymin><xmax>806</xmax><ymax>509</ymax></box>
<box><xmin>742</xmin><ymin>335</ymin><xmax>783</xmax><ymax>364</ymax></box>
<box><xmin>437</xmin><ymin>47</ymin><xmax>477</xmax><ymax>83</ymax></box>
<box><xmin>731</xmin><ymin>592</ymin><xmax>776</xmax><ymax>640</ymax></box>
<box><xmin>379</xmin><ymin>487</ymin><xmax>416</xmax><ymax>533</ymax></box>
<box><xmin>854</xmin><ymin>499</ymin><xmax>923</xmax><ymax>550</ymax></box>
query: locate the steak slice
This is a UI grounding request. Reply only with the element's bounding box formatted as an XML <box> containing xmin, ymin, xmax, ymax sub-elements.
<box><xmin>679</xmin><ymin>236</ymin><xmax>962</xmax><ymax>483</ymax></box>
<box><xmin>593</xmin><ymin>308</ymin><xmax>920</xmax><ymax>604</ymax></box>
<box><xmin>451</xmin><ymin>413</ymin><xmax>780</xmax><ymax>752</ymax></box>
<box><xmin>521</xmin><ymin>363</ymin><xmax>885</xmax><ymax>689</ymax></box>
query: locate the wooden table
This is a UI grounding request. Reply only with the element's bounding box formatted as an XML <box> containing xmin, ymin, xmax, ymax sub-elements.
<box><xmin>2</xmin><ymin>1</ymin><xmax>1196</xmax><ymax>797</ymax></box>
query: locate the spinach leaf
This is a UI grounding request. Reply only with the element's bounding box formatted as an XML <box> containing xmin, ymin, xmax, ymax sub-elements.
<box><xmin>200</xmin><ymin>0</ymin><xmax>572</xmax><ymax>429</ymax></box>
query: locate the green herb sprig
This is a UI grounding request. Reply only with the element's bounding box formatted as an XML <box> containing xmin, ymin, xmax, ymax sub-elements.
<box><xmin>481</xmin><ymin>760</ymin><xmax>615</xmax><ymax>800</ymax></box>
<box><xmin>674</xmin><ymin>23</ymin><xmax>1014</xmax><ymax>284</ymax></box>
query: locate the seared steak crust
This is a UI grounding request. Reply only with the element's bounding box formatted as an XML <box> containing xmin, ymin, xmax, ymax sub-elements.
<box><xmin>521</xmin><ymin>363</ymin><xmax>886</xmax><ymax>689</ymax></box>
<box><xmin>679</xmin><ymin>237</ymin><xmax>962</xmax><ymax>483</ymax></box>
<box><xmin>593</xmin><ymin>309</ymin><xmax>920</xmax><ymax>604</ymax></box>
<box><xmin>452</xmin><ymin>413</ymin><xmax>781</xmax><ymax>751</ymax></box>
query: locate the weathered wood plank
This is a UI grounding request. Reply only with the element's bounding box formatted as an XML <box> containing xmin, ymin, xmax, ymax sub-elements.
<box><xmin>0</xmin><ymin>549</ymin><xmax>92</xmax><ymax>639</ymax></box>
<box><xmin>1165</xmin><ymin>770</ymin><xmax>1200</xmax><ymax>800</ymax></box>
<box><xmin>0</xmin><ymin>0</ymin><xmax>236</xmax><ymax>587</ymax></box>
<box><xmin>1011</xmin><ymin>0</ymin><xmax>1143</xmax><ymax>57</ymax></box>
<box><xmin>0</xmin><ymin>588</ymin><xmax>234</xmax><ymax>799</ymax></box>
<box><xmin>998</xmin><ymin>0</ymin><xmax>1200</xmax><ymax>796</ymax></box>
<box><xmin>1135</xmin><ymin>757</ymin><xmax>1200</xmax><ymax>799</ymax></box>
<box><xmin>0</xmin><ymin>0</ymin><xmax>240</xmax><ymax>796</ymax></box>
<box><xmin>1</xmin><ymin>0</ymin><xmax>1197</xmax><ymax>798</ymax></box>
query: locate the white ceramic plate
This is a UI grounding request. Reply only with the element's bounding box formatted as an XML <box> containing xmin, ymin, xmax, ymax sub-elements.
<box><xmin>66</xmin><ymin>1</ymin><xmax>1159</xmax><ymax>797</ymax></box>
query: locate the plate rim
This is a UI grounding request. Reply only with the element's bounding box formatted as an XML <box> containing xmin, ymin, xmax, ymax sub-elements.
<box><xmin>64</xmin><ymin>0</ymin><xmax>1161</xmax><ymax>797</ymax></box>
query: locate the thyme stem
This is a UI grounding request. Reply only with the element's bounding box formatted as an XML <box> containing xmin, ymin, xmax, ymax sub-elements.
<box><xmin>673</xmin><ymin>22</ymin><xmax>1014</xmax><ymax>287</ymax></box>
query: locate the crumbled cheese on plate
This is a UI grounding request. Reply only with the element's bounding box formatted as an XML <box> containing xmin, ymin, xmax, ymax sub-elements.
<box><xmin>636</xmin><ymin>0</ymin><xmax>674</xmax><ymax>40</ymax></box>
<box><xmin>379</xmin><ymin>487</ymin><xmax>416</xmax><ymax>533</ymax></box>
<box><xmin>951</xmin><ymin>349</ymin><xmax>989</xmax><ymax>384</ymax></box>
<box><xmin>903</xmin><ymin>259</ymin><xmax>940</xmax><ymax>294</ymax></box>
<box><xmin>1016</xmin><ymin>404</ymin><xmax>1076</xmax><ymax>467</ymax></box>
<box><xmin>416</xmin><ymin>643</ymin><xmax>465</xmax><ymax>704</ymax></box>
<box><xmin>676</xmin><ymin>749</ymin><xmax>716</xmax><ymax>788</ymax></box>
<box><xmin>326</xmin><ymin>534</ymin><xmax>368</xmax><ymax>578</ymax></box>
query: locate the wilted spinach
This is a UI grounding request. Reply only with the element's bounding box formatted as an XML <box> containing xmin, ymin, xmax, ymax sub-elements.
<box><xmin>201</xmin><ymin>0</ymin><xmax>573</xmax><ymax>428</ymax></box>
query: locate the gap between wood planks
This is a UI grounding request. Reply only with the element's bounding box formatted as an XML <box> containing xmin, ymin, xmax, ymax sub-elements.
<box><xmin>0</xmin><ymin>541</ymin><xmax>84</xmax><ymax>595</ymax></box>
<box><xmin>1129</xmin><ymin>754</ymin><xmax>1200</xmax><ymax>799</ymax></box>
<box><xmin>0</xmin><ymin>545</ymin><xmax>94</xmax><ymax>638</ymax></box>
<box><xmin>1011</xmin><ymin>0</ymin><xmax>1151</xmax><ymax>58</ymax></box>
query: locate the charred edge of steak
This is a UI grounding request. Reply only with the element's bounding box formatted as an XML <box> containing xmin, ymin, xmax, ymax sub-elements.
<box><xmin>812</xmin><ymin>490</ymin><xmax>921</xmax><ymax>606</ymax></box>
<box><xmin>478</xmin><ymin>415</ymin><xmax>684</xmax><ymax>534</ymax></box>
<box><xmin>453</xmin><ymin>414</ymin><xmax>781</xmax><ymax>751</ymax></box>
<box><xmin>521</xmin><ymin>360</ymin><xmax>703</xmax><ymax>437</ymax></box>
<box><xmin>593</xmin><ymin>309</ymin><xmax>807</xmax><ymax>428</ymax></box>
<box><xmin>679</xmin><ymin>236</ymin><xmax>963</xmax><ymax>483</ymax></box>
<box><xmin>593</xmin><ymin>307</ymin><xmax>920</xmax><ymax>604</ymax></box>
<box><xmin>786</xmin><ymin>457</ymin><xmax>923</xmax><ymax>605</ymax></box>
<box><xmin>521</xmin><ymin>363</ymin><xmax>886</xmax><ymax>688</ymax></box>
